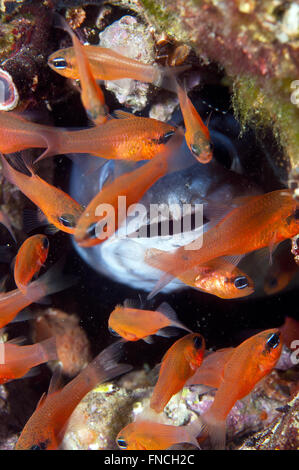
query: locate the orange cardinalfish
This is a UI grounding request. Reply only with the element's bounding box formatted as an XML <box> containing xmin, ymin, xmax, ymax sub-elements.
<box><xmin>150</xmin><ymin>333</ymin><xmax>205</xmax><ymax>413</ymax></box>
<box><xmin>74</xmin><ymin>129</ymin><xmax>183</xmax><ymax>247</ymax></box>
<box><xmin>0</xmin><ymin>153</ymin><xmax>83</xmax><ymax>234</ymax></box>
<box><xmin>15</xmin><ymin>342</ymin><xmax>131</xmax><ymax>450</ymax></box>
<box><xmin>0</xmin><ymin>337</ymin><xmax>57</xmax><ymax>384</ymax></box>
<box><xmin>149</xmin><ymin>256</ymin><xmax>254</xmax><ymax>300</ymax></box>
<box><xmin>108</xmin><ymin>300</ymin><xmax>191</xmax><ymax>343</ymax></box>
<box><xmin>14</xmin><ymin>234</ymin><xmax>49</xmax><ymax>293</ymax></box>
<box><xmin>48</xmin><ymin>44</ymin><xmax>187</xmax><ymax>91</ymax></box>
<box><xmin>116</xmin><ymin>419</ymin><xmax>202</xmax><ymax>450</ymax></box>
<box><xmin>0</xmin><ymin>260</ymin><xmax>75</xmax><ymax>329</ymax></box>
<box><xmin>35</xmin><ymin>111</ymin><xmax>176</xmax><ymax>163</ymax></box>
<box><xmin>57</xmin><ymin>16</ymin><xmax>108</xmax><ymax>125</ymax></box>
<box><xmin>198</xmin><ymin>329</ymin><xmax>282</xmax><ymax>449</ymax></box>
<box><xmin>176</xmin><ymin>81</ymin><xmax>212</xmax><ymax>164</ymax></box>
<box><xmin>145</xmin><ymin>190</ymin><xmax>299</xmax><ymax>292</ymax></box>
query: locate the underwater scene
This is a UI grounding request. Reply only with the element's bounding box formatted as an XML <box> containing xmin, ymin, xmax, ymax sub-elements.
<box><xmin>0</xmin><ymin>0</ymin><xmax>298</xmax><ymax>451</ymax></box>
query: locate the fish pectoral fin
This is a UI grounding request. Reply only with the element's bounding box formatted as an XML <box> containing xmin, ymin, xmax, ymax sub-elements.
<box><xmin>147</xmin><ymin>273</ymin><xmax>175</xmax><ymax>300</ymax></box>
<box><xmin>143</xmin><ymin>335</ymin><xmax>155</xmax><ymax>344</ymax></box>
<box><xmin>23</xmin><ymin>208</ymin><xmax>48</xmax><ymax>234</ymax></box>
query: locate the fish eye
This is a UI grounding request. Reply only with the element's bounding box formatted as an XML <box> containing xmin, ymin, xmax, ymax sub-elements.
<box><xmin>117</xmin><ymin>437</ymin><xmax>127</xmax><ymax>449</ymax></box>
<box><xmin>191</xmin><ymin>144</ymin><xmax>201</xmax><ymax>156</ymax></box>
<box><xmin>58</xmin><ymin>214</ymin><xmax>76</xmax><ymax>228</ymax></box>
<box><xmin>193</xmin><ymin>335</ymin><xmax>203</xmax><ymax>350</ymax></box>
<box><xmin>51</xmin><ymin>57</ymin><xmax>67</xmax><ymax>69</ymax></box>
<box><xmin>265</xmin><ymin>333</ymin><xmax>280</xmax><ymax>351</ymax></box>
<box><xmin>233</xmin><ymin>276</ymin><xmax>249</xmax><ymax>289</ymax></box>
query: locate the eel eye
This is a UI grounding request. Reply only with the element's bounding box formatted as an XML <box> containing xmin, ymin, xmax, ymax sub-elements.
<box><xmin>265</xmin><ymin>333</ymin><xmax>280</xmax><ymax>351</ymax></box>
<box><xmin>233</xmin><ymin>276</ymin><xmax>249</xmax><ymax>289</ymax></box>
<box><xmin>193</xmin><ymin>335</ymin><xmax>203</xmax><ymax>350</ymax></box>
<box><xmin>117</xmin><ymin>437</ymin><xmax>128</xmax><ymax>449</ymax></box>
<box><xmin>51</xmin><ymin>57</ymin><xmax>67</xmax><ymax>69</ymax></box>
<box><xmin>58</xmin><ymin>214</ymin><xmax>76</xmax><ymax>228</ymax></box>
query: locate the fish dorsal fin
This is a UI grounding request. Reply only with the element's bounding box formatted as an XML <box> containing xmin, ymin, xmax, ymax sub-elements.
<box><xmin>114</xmin><ymin>110</ymin><xmax>138</xmax><ymax>119</ymax></box>
<box><xmin>123</xmin><ymin>298</ymin><xmax>141</xmax><ymax>309</ymax></box>
<box><xmin>221</xmin><ymin>254</ymin><xmax>245</xmax><ymax>268</ymax></box>
<box><xmin>47</xmin><ymin>363</ymin><xmax>64</xmax><ymax>396</ymax></box>
<box><xmin>35</xmin><ymin>392</ymin><xmax>47</xmax><ymax>410</ymax></box>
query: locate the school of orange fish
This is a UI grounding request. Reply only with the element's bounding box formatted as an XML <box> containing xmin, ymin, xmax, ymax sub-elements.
<box><xmin>0</xmin><ymin>15</ymin><xmax>298</xmax><ymax>450</ymax></box>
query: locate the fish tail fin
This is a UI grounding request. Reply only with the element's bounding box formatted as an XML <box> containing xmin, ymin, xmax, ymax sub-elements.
<box><xmin>27</xmin><ymin>257</ymin><xmax>77</xmax><ymax>301</ymax></box>
<box><xmin>201</xmin><ymin>412</ymin><xmax>226</xmax><ymax>450</ymax></box>
<box><xmin>35</xmin><ymin>127</ymin><xmax>62</xmax><ymax>163</ymax></box>
<box><xmin>185</xmin><ymin>418</ymin><xmax>205</xmax><ymax>449</ymax></box>
<box><xmin>156</xmin><ymin>302</ymin><xmax>191</xmax><ymax>332</ymax></box>
<box><xmin>39</xmin><ymin>336</ymin><xmax>58</xmax><ymax>362</ymax></box>
<box><xmin>157</xmin><ymin>65</ymin><xmax>191</xmax><ymax>93</ymax></box>
<box><xmin>90</xmin><ymin>341</ymin><xmax>132</xmax><ymax>385</ymax></box>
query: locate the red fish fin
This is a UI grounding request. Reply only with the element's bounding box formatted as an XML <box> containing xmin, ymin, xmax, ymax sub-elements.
<box><xmin>29</xmin><ymin>257</ymin><xmax>77</xmax><ymax>299</ymax></box>
<box><xmin>91</xmin><ymin>341</ymin><xmax>132</xmax><ymax>385</ymax></box>
<box><xmin>23</xmin><ymin>208</ymin><xmax>48</xmax><ymax>233</ymax></box>
<box><xmin>157</xmin><ymin>302</ymin><xmax>191</xmax><ymax>332</ymax></box>
<box><xmin>147</xmin><ymin>273</ymin><xmax>175</xmax><ymax>300</ymax></box>
<box><xmin>157</xmin><ymin>65</ymin><xmax>191</xmax><ymax>93</ymax></box>
<box><xmin>143</xmin><ymin>335</ymin><xmax>155</xmax><ymax>344</ymax></box>
<box><xmin>221</xmin><ymin>254</ymin><xmax>245</xmax><ymax>269</ymax></box>
<box><xmin>48</xmin><ymin>362</ymin><xmax>64</xmax><ymax>395</ymax></box>
<box><xmin>123</xmin><ymin>298</ymin><xmax>141</xmax><ymax>309</ymax></box>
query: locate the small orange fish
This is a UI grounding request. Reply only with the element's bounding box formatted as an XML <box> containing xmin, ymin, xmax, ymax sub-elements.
<box><xmin>0</xmin><ymin>261</ymin><xmax>74</xmax><ymax>329</ymax></box>
<box><xmin>48</xmin><ymin>44</ymin><xmax>184</xmax><ymax>90</ymax></box>
<box><xmin>36</xmin><ymin>111</ymin><xmax>176</xmax><ymax>163</ymax></box>
<box><xmin>108</xmin><ymin>301</ymin><xmax>190</xmax><ymax>342</ymax></box>
<box><xmin>0</xmin><ymin>337</ymin><xmax>57</xmax><ymax>384</ymax></box>
<box><xmin>177</xmin><ymin>82</ymin><xmax>212</xmax><ymax>164</ymax></box>
<box><xmin>15</xmin><ymin>342</ymin><xmax>131</xmax><ymax>450</ymax></box>
<box><xmin>145</xmin><ymin>190</ymin><xmax>299</xmax><ymax>291</ymax></box>
<box><xmin>150</xmin><ymin>333</ymin><xmax>205</xmax><ymax>413</ymax></box>
<box><xmin>200</xmin><ymin>329</ymin><xmax>282</xmax><ymax>449</ymax></box>
<box><xmin>74</xmin><ymin>129</ymin><xmax>183</xmax><ymax>247</ymax></box>
<box><xmin>150</xmin><ymin>257</ymin><xmax>254</xmax><ymax>299</ymax></box>
<box><xmin>14</xmin><ymin>234</ymin><xmax>49</xmax><ymax>293</ymax></box>
<box><xmin>116</xmin><ymin>419</ymin><xmax>202</xmax><ymax>450</ymax></box>
<box><xmin>1</xmin><ymin>154</ymin><xmax>83</xmax><ymax>234</ymax></box>
<box><xmin>60</xmin><ymin>18</ymin><xmax>108</xmax><ymax>125</ymax></box>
